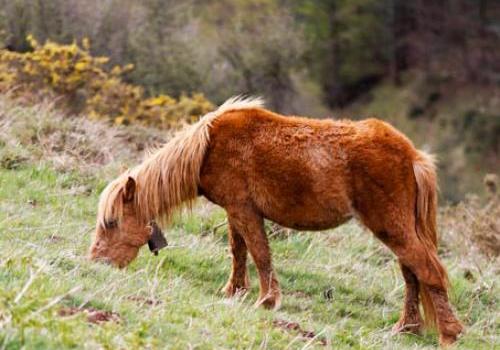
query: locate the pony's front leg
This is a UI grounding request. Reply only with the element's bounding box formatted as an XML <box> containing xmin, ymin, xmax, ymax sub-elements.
<box><xmin>222</xmin><ymin>223</ymin><xmax>250</xmax><ymax>297</ymax></box>
<box><xmin>226</xmin><ymin>206</ymin><xmax>281</xmax><ymax>310</ymax></box>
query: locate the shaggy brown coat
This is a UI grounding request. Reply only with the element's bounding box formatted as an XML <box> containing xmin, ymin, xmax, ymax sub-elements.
<box><xmin>89</xmin><ymin>97</ymin><xmax>463</xmax><ymax>346</ymax></box>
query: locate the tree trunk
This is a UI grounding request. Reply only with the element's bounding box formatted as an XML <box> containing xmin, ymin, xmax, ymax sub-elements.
<box><xmin>324</xmin><ymin>2</ymin><xmax>343</xmax><ymax>108</ymax></box>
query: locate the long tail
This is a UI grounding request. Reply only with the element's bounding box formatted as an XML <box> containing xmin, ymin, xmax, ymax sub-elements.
<box><xmin>413</xmin><ymin>150</ymin><xmax>449</xmax><ymax>329</ymax></box>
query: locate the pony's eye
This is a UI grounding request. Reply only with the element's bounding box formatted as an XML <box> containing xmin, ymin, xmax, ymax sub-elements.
<box><xmin>104</xmin><ymin>219</ymin><xmax>118</xmax><ymax>229</ymax></box>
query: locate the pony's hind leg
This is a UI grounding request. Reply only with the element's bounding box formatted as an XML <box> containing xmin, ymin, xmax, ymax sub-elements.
<box><xmin>222</xmin><ymin>223</ymin><xmax>250</xmax><ymax>296</ymax></box>
<box><xmin>374</xmin><ymin>226</ymin><xmax>463</xmax><ymax>346</ymax></box>
<box><xmin>425</xmin><ymin>285</ymin><xmax>464</xmax><ymax>346</ymax></box>
<box><xmin>392</xmin><ymin>263</ymin><xmax>423</xmax><ymax>335</ymax></box>
<box><xmin>226</xmin><ymin>206</ymin><xmax>281</xmax><ymax>310</ymax></box>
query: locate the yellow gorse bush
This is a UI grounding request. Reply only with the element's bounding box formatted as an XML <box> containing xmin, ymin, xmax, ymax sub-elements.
<box><xmin>0</xmin><ymin>36</ymin><xmax>214</xmax><ymax>128</ymax></box>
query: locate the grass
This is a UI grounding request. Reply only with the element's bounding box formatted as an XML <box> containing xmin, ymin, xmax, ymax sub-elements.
<box><xmin>0</xmin><ymin>164</ymin><xmax>498</xmax><ymax>349</ymax></box>
<box><xmin>0</xmin><ymin>96</ymin><xmax>498</xmax><ymax>349</ymax></box>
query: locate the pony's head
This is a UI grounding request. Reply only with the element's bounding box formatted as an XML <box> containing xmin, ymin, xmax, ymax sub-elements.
<box><xmin>89</xmin><ymin>175</ymin><xmax>151</xmax><ymax>268</ymax></box>
<box><xmin>89</xmin><ymin>96</ymin><xmax>260</xmax><ymax>267</ymax></box>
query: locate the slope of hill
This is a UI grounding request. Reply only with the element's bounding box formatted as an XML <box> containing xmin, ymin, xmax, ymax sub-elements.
<box><xmin>0</xmin><ymin>96</ymin><xmax>498</xmax><ymax>349</ymax></box>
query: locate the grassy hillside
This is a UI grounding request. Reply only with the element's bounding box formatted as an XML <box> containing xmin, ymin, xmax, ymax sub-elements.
<box><xmin>0</xmin><ymin>97</ymin><xmax>498</xmax><ymax>349</ymax></box>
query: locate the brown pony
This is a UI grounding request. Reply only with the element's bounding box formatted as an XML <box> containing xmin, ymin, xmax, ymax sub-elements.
<box><xmin>89</xmin><ymin>97</ymin><xmax>463</xmax><ymax>346</ymax></box>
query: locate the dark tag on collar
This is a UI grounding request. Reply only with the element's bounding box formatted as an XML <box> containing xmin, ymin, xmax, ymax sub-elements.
<box><xmin>147</xmin><ymin>221</ymin><xmax>168</xmax><ymax>256</ymax></box>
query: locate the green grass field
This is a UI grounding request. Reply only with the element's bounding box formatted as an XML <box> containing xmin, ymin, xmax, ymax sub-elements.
<box><xmin>0</xmin><ymin>164</ymin><xmax>498</xmax><ymax>349</ymax></box>
<box><xmin>0</xmin><ymin>98</ymin><xmax>498</xmax><ymax>349</ymax></box>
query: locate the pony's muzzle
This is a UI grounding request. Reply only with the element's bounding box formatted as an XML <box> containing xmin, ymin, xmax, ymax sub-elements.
<box><xmin>147</xmin><ymin>221</ymin><xmax>168</xmax><ymax>255</ymax></box>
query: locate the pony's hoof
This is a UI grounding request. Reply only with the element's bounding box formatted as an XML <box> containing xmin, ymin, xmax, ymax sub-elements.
<box><xmin>254</xmin><ymin>291</ymin><xmax>281</xmax><ymax>310</ymax></box>
<box><xmin>391</xmin><ymin>318</ymin><xmax>423</xmax><ymax>335</ymax></box>
<box><xmin>222</xmin><ymin>281</ymin><xmax>249</xmax><ymax>297</ymax></box>
<box><xmin>439</xmin><ymin>321</ymin><xmax>464</xmax><ymax>347</ymax></box>
<box><xmin>439</xmin><ymin>334</ymin><xmax>458</xmax><ymax>347</ymax></box>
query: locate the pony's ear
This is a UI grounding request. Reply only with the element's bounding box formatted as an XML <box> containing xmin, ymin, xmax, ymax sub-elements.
<box><xmin>123</xmin><ymin>176</ymin><xmax>136</xmax><ymax>202</ymax></box>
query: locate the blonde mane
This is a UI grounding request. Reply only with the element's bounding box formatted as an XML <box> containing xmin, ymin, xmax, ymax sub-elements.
<box><xmin>97</xmin><ymin>96</ymin><xmax>264</xmax><ymax>228</ymax></box>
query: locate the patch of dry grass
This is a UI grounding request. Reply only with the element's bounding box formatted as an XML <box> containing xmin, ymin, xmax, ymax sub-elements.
<box><xmin>440</xmin><ymin>175</ymin><xmax>500</xmax><ymax>262</ymax></box>
<box><xmin>0</xmin><ymin>94</ymin><xmax>169</xmax><ymax>175</ymax></box>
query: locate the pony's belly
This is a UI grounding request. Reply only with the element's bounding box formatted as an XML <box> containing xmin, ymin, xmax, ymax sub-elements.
<box><xmin>261</xmin><ymin>206</ymin><xmax>353</xmax><ymax>231</ymax></box>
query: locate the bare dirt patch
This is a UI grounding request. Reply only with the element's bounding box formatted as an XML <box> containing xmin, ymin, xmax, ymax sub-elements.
<box><xmin>273</xmin><ymin>319</ymin><xmax>327</xmax><ymax>346</ymax></box>
<box><xmin>126</xmin><ymin>296</ymin><xmax>161</xmax><ymax>306</ymax></box>
<box><xmin>58</xmin><ymin>306</ymin><xmax>121</xmax><ymax>324</ymax></box>
<box><xmin>47</xmin><ymin>234</ymin><xmax>64</xmax><ymax>243</ymax></box>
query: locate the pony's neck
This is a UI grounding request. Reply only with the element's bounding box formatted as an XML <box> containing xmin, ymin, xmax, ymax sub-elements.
<box><xmin>132</xmin><ymin>129</ymin><xmax>207</xmax><ymax>226</ymax></box>
<box><xmin>130</xmin><ymin>96</ymin><xmax>266</xmax><ymax>226</ymax></box>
